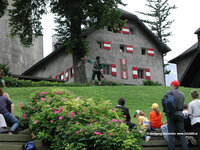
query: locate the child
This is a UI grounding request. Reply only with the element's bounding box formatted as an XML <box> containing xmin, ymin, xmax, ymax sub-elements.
<box><xmin>149</xmin><ymin>103</ymin><xmax>163</xmax><ymax>129</ymax></box>
<box><xmin>134</xmin><ymin>110</ymin><xmax>151</xmax><ymax>142</ymax></box>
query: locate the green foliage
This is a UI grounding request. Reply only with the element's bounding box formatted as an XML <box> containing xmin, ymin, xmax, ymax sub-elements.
<box><xmin>0</xmin><ymin>0</ymin><xmax>8</xmax><ymax>17</ymax></box>
<box><xmin>1</xmin><ymin>76</ymin><xmax>123</xmax><ymax>87</ymax></box>
<box><xmin>143</xmin><ymin>80</ymin><xmax>162</xmax><ymax>86</ymax></box>
<box><xmin>0</xmin><ymin>64</ymin><xmax>11</xmax><ymax>76</ymax></box>
<box><xmin>20</xmin><ymin>88</ymin><xmax>143</xmax><ymax>149</ymax></box>
<box><xmin>136</xmin><ymin>0</ymin><xmax>176</xmax><ymax>44</ymax></box>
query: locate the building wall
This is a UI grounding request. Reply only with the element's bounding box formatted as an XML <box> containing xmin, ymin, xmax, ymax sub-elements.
<box><xmin>24</xmin><ymin>19</ymin><xmax>166</xmax><ymax>85</ymax></box>
<box><xmin>176</xmin><ymin>54</ymin><xmax>193</xmax><ymax>81</ymax></box>
<box><xmin>0</xmin><ymin>0</ymin><xmax>43</xmax><ymax>74</ymax></box>
<box><xmin>85</xmin><ymin>20</ymin><xmax>165</xmax><ymax>85</ymax></box>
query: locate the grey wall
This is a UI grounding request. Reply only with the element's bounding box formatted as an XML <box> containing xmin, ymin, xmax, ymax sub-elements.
<box><xmin>0</xmin><ymin>0</ymin><xmax>43</xmax><ymax>74</ymax></box>
<box><xmin>24</xmin><ymin>19</ymin><xmax>166</xmax><ymax>85</ymax></box>
<box><xmin>85</xmin><ymin>20</ymin><xmax>165</xmax><ymax>85</ymax></box>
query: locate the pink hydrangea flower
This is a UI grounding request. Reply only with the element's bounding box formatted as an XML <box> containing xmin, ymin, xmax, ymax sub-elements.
<box><xmin>41</xmin><ymin>97</ymin><xmax>44</xmax><ymax>101</ymax></box>
<box><xmin>22</xmin><ymin>113</ymin><xmax>26</xmax><ymax>119</ymax></box>
<box><xmin>59</xmin><ymin>107</ymin><xmax>63</xmax><ymax>111</ymax></box>
<box><xmin>20</xmin><ymin>105</ymin><xmax>23</xmax><ymax>110</ymax></box>
<box><xmin>34</xmin><ymin>120</ymin><xmax>38</xmax><ymax>124</ymax></box>
<box><xmin>76</xmin><ymin>97</ymin><xmax>80</xmax><ymax>99</ymax></box>
<box><xmin>112</xmin><ymin>109</ymin><xmax>116</xmax><ymax>112</ymax></box>
<box><xmin>50</xmin><ymin>120</ymin><xmax>53</xmax><ymax>123</ymax></box>
<box><xmin>54</xmin><ymin>111</ymin><xmax>59</xmax><ymax>114</ymax></box>
<box><xmin>59</xmin><ymin>116</ymin><xmax>63</xmax><ymax>120</ymax></box>
<box><xmin>94</xmin><ymin>131</ymin><xmax>102</xmax><ymax>136</ymax></box>
<box><xmin>107</xmin><ymin>121</ymin><xmax>110</xmax><ymax>124</ymax></box>
<box><xmin>83</xmin><ymin>108</ymin><xmax>86</xmax><ymax>111</ymax></box>
<box><xmin>109</xmin><ymin>133</ymin><xmax>113</xmax><ymax>136</ymax></box>
<box><xmin>70</xmin><ymin>112</ymin><xmax>74</xmax><ymax>118</ymax></box>
<box><xmin>33</xmin><ymin>107</ymin><xmax>35</xmax><ymax>110</ymax></box>
<box><xmin>62</xmin><ymin>99</ymin><xmax>65</xmax><ymax>102</ymax></box>
<box><xmin>76</xmin><ymin>131</ymin><xmax>79</xmax><ymax>134</ymax></box>
<box><xmin>94</xmin><ymin>111</ymin><xmax>97</xmax><ymax>114</ymax></box>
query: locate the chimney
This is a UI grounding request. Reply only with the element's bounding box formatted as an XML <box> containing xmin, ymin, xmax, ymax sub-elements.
<box><xmin>194</xmin><ymin>28</ymin><xmax>200</xmax><ymax>49</ymax></box>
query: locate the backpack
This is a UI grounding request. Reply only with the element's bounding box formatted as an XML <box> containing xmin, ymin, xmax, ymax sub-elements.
<box><xmin>162</xmin><ymin>94</ymin><xmax>176</xmax><ymax>114</ymax></box>
<box><xmin>23</xmin><ymin>141</ymin><xmax>37</xmax><ymax>150</ymax></box>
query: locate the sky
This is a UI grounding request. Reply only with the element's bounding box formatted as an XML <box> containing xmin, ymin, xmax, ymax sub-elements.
<box><xmin>41</xmin><ymin>0</ymin><xmax>200</xmax><ymax>62</ymax></box>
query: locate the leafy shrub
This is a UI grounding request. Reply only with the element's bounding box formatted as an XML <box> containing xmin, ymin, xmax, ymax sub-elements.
<box><xmin>0</xmin><ymin>64</ymin><xmax>11</xmax><ymax>76</ymax></box>
<box><xmin>20</xmin><ymin>88</ymin><xmax>143</xmax><ymax>150</ymax></box>
<box><xmin>143</xmin><ymin>80</ymin><xmax>162</xmax><ymax>86</ymax></box>
<box><xmin>1</xmin><ymin>77</ymin><xmax>123</xmax><ymax>87</ymax></box>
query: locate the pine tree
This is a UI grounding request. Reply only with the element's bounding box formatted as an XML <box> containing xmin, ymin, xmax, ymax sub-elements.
<box><xmin>0</xmin><ymin>0</ymin><xmax>8</xmax><ymax>17</ymax></box>
<box><xmin>137</xmin><ymin>0</ymin><xmax>176</xmax><ymax>44</ymax></box>
<box><xmin>1</xmin><ymin>0</ymin><xmax>126</xmax><ymax>83</ymax></box>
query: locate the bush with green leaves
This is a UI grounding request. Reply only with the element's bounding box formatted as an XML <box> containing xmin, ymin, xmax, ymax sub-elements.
<box><xmin>20</xmin><ymin>88</ymin><xmax>143</xmax><ymax>150</ymax></box>
<box><xmin>143</xmin><ymin>80</ymin><xmax>162</xmax><ymax>86</ymax></box>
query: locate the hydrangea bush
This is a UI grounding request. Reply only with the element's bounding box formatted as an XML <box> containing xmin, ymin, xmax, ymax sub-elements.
<box><xmin>20</xmin><ymin>88</ymin><xmax>143</xmax><ymax>150</ymax></box>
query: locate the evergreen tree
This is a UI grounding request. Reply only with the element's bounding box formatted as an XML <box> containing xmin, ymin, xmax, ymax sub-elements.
<box><xmin>137</xmin><ymin>0</ymin><xmax>176</xmax><ymax>44</ymax></box>
<box><xmin>1</xmin><ymin>0</ymin><xmax>126</xmax><ymax>83</ymax></box>
<box><xmin>0</xmin><ymin>0</ymin><xmax>8</xmax><ymax>17</ymax></box>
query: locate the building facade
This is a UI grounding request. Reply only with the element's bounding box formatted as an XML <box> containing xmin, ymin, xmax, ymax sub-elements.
<box><xmin>169</xmin><ymin>28</ymin><xmax>200</xmax><ymax>87</ymax></box>
<box><xmin>23</xmin><ymin>10</ymin><xmax>170</xmax><ymax>85</ymax></box>
<box><xmin>0</xmin><ymin>0</ymin><xmax>43</xmax><ymax>74</ymax></box>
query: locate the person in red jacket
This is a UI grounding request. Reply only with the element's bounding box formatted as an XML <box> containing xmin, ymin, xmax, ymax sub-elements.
<box><xmin>149</xmin><ymin>103</ymin><xmax>163</xmax><ymax>129</ymax></box>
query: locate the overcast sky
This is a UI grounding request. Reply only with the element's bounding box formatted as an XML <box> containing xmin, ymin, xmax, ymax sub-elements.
<box><xmin>42</xmin><ymin>0</ymin><xmax>200</xmax><ymax>63</ymax></box>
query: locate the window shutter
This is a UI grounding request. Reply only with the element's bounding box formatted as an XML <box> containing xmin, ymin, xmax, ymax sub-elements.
<box><xmin>104</xmin><ymin>41</ymin><xmax>111</xmax><ymax>50</ymax></box>
<box><xmin>122</xmin><ymin>27</ymin><xmax>130</xmax><ymax>34</ymax></box>
<box><xmin>61</xmin><ymin>72</ymin><xmax>64</xmax><ymax>80</ymax></box>
<box><xmin>132</xmin><ymin>67</ymin><xmax>138</xmax><ymax>79</ymax></box>
<box><xmin>146</xmin><ymin>68</ymin><xmax>151</xmax><ymax>80</ymax></box>
<box><xmin>111</xmin><ymin>64</ymin><xmax>117</xmax><ymax>76</ymax></box>
<box><xmin>147</xmin><ymin>48</ymin><xmax>154</xmax><ymax>56</ymax></box>
<box><xmin>126</xmin><ymin>45</ymin><xmax>134</xmax><ymax>53</ymax></box>
<box><xmin>66</xmin><ymin>69</ymin><xmax>69</xmax><ymax>81</ymax></box>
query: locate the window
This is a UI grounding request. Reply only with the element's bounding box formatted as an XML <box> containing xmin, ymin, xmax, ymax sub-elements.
<box><xmin>138</xmin><ymin>69</ymin><xmax>144</xmax><ymax>79</ymax></box>
<box><xmin>103</xmin><ymin>64</ymin><xmax>111</xmax><ymax>75</ymax></box>
<box><xmin>57</xmin><ymin>74</ymin><xmax>61</xmax><ymax>80</ymax></box>
<box><xmin>70</xmin><ymin>68</ymin><xmax>73</xmax><ymax>78</ymax></box>
<box><xmin>108</xmin><ymin>26</ymin><xmax>112</xmax><ymax>32</ymax></box>
<box><xmin>120</xmin><ymin>45</ymin><xmax>125</xmax><ymax>52</ymax></box>
<box><xmin>97</xmin><ymin>41</ymin><xmax>103</xmax><ymax>49</ymax></box>
<box><xmin>129</xmin><ymin>28</ymin><xmax>135</xmax><ymax>35</ymax></box>
<box><xmin>141</xmin><ymin>48</ymin><xmax>146</xmax><ymax>55</ymax></box>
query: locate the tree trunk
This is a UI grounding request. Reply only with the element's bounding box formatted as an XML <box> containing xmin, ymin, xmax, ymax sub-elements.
<box><xmin>73</xmin><ymin>54</ymin><xmax>87</xmax><ymax>83</ymax></box>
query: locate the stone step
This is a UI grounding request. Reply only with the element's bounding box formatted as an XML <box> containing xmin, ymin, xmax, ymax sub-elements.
<box><xmin>0</xmin><ymin>134</ymin><xmax>32</xmax><ymax>142</ymax></box>
<box><xmin>0</xmin><ymin>144</ymin><xmax>22</xmax><ymax>150</ymax></box>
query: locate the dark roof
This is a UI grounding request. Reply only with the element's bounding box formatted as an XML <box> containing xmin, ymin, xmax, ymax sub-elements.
<box><xmin>169</xmin><ymin>43</ymin><xmax>198</xmax><ymax>63</ymax></box>
<box><xmin>23</xmin><ymin>9</ymin><xmax>171</xmax><ymax>75</ymax></box>
<box><xmin>194</xmin><ymin>28</ymin><xmax>200</xmax><ymax>34</ymax></box>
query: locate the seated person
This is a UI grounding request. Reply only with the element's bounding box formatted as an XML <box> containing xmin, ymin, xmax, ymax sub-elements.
<box><xmin>0</xmin><ymin>114</ymin><xmax>8</xmax><ymax>133</ymax></box>
<box><xmin>115</xmin><ymin>97</ymin><xmax>136</xmax><ymax>130</ymax></box>
<box><xmin>0</xmin><ymin>88</ymin><xmax>20</xmax><ymax>134</ymax></box>
<box><xmin>149</xmin><ymin>103</ymin><xmax>163</xmax><ymax>129</ymax></box>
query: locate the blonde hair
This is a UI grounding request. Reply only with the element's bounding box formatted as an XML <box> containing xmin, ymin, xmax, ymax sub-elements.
<box><xmin>3</xmin><ymin>93</ymin><xmax>10</xmax><ymax>99</ymax></box>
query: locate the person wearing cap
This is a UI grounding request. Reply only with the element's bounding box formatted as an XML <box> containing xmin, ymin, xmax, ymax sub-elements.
<box><xmin>149</xmin><ymin>103</ymin><xmax>163</xmax><ymax>129</ymax></box>
<box><xmin>134</xmin><ymin>110</ymin><xmax>151</xmax><ymax>131</ymax></box>
<box><xmin>165</xmin><ymin>80</ymin><xmax>188</xmax><ymax>150</ymax></box>
<box><xmin>115</xmin><ymin>98</ymin><xmax>136</xmax><ymax>130</ymax></box>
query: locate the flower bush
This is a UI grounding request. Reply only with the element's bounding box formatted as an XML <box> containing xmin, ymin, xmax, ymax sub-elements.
<box><xmin>20</xmin><ymin>88</ymin><xmax>143</xmax><ymax>150</ymax></box>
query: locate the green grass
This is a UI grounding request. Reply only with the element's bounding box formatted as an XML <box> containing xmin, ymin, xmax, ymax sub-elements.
<box><xmin>2</xmin><ymin>86</ymin><xmax>196</xmax><ymax>124</ymax></box>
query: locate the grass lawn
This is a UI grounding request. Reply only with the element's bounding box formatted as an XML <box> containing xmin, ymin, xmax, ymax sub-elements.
<box><xmin>3</xmin><ymin>85</ymin><xmax>196</xmax><ymax>124</ymax></box>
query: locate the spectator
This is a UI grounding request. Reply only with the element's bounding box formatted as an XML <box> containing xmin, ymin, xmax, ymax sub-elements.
<box><xmin>0</xmin><ymin>88</ymin><xmax>20</xmax><ymax>134</ymax></box>
<box><xmin>115</xmin><ymin>97</ymin><xmax>136</xmax><ymax>130</ymax></box>
<box><xmin>0</xmin><ymin>69</ymin><xmax>6</xmax><ymax>88</ymax></box>
<box><xmin>188</xmin><ymin>90</ymin><xmax>200</xmax><ymax>148</ymax></box>
<box><xmin>0</xmin><ymin>114</ymin><xmax>8</xmax><ymax>133</ymax></box>
<box><xmin>165</xmin><ymin>80</ymin><xmax>188</xmax><ymax>150</ymax></box>
<box><xmin>149</xmin><ymin>103</ymin><xmax>163</xmax><ymax>129</ymax></box>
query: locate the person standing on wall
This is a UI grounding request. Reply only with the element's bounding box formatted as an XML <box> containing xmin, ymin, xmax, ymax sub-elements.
<box><xmin>83</xmin><ymin>56</ymin><xmax>103</xmax><ymax>86</ymax></box>
<box><xmin>166</xmin><ymin>80</ymin><xmax>188</xmax><ymax>150</ymax></box>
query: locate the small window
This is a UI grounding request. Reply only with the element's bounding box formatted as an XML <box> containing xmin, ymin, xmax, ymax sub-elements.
<box><xmin>103</xmin><ymin>64</ymin><xmax>110</xmax><ymax>75</ymax></box>
<box><xmin>43</xmin><ymin>67</ymin><xmax>46</xmax><ymax>71</ymax></box>
<box><xmin>108</xmin><ymin>26</ymin><xmax>112</xmax><ymax>31</ymax></box>
<box><xmin>97</xmin><ymin>41</ymin><xmax>103</xmax><ymax>49</ymax></box>
<box><xmin>138</xmin><ymin>69</ymin><xmax>144</xmax><ymax>79</ymax></box>
<box><xmin>129</xmin><ymin>28</ymin><xmax>134</xmax><ymax>35</ymax></box>
<box><xmin>70</xmin><ymin>68</ymin><xmax>73</xmax><ymax>78</ymax></box>
<box><xmin>120</xmin><ymin>45</ymin><xmax>125</xmax><ymax>52</ymax></box>
<box><xmin>141</xmin><ymin>48</ymin><xmax>146</xmax><ymax>55</ymax></box>
<box><xmin>57</xmin><ymin>74</ymin><xmax>61</xmax><ymax>80</ymax></box>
